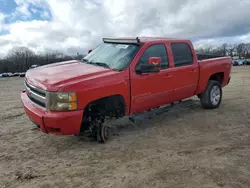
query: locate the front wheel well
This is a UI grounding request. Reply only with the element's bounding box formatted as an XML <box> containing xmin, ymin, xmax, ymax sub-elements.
<box><xmin>80</xmin><ymin>95</ymin><xmax>126</xmax><ymax>132</ymax></box>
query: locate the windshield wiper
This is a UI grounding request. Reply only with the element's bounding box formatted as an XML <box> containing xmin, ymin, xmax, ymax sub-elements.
<box><xmin>89</xmin><ymin>61</ymin><xmax>111</xmax><ymax>69</ymax></box>
<box><xmin>83</xmin><ymin>60</ymin><xmax>119</xmax><ymax>71</ymax></box>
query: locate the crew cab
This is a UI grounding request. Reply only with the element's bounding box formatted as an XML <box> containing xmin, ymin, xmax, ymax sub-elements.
<box><xmin>21</xmin><ymin>37</ymin><xmax>232</xmax><ymax>142</ymax></box>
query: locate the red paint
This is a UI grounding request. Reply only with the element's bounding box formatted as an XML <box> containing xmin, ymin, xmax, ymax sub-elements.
<box><xmin>21</xmin><ymin>37</ymin><xmax>232</xmax><ymax>135</ymax></box>
<box><xmin>21</xmin><ymin>92</ymin><xmax>83</xmax><ymax>134</ymax></box>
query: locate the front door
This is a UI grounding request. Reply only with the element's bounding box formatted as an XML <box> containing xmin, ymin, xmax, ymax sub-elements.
<box><xmin>130</xmin><ymin>43</ymin><xmax>174</xmax><ymax>114</ymax></box>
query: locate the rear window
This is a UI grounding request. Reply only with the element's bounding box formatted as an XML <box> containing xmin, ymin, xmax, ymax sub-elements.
<box><xmin>171</xmin><ymin>43</ymin><xmax>193</xmax><ymax>67</ymax></box>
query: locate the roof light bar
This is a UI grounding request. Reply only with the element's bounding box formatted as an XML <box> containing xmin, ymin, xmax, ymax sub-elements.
<box><xmin>103</xmin><ymin>37</ymin><xmax>140</xmax><ymax>44</ymax></box>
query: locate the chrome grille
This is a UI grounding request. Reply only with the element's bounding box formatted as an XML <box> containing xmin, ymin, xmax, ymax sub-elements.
<box><xmin>25</xmin><ymin>81</ymin><xmax>46</xmax><ymax>108</ymax></box>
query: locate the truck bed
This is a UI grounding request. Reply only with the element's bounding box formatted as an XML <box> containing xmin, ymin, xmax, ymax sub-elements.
<box><xmin>196</xmin><ymin>56</ymin><xmax>232</xmax><ymax>94</ymax></box>
<box><xmin>197</xmin><ymin>53</ymin><xmax>224</xmax><ymax>60</ymax></box>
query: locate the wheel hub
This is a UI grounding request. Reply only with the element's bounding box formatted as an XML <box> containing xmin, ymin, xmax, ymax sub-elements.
<box><xmin>210</xmin><ymin>85</ymin><xmax>221</xmax><ymax>105</ymax></box>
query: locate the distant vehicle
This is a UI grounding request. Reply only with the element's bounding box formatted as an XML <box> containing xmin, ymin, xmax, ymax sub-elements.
<box><xmin>30</xmin><ymin>65</ymin><xmax>39</xmax><ymax>69</ymax></box>
<box><xmin>19</xmin><ymin>72</ymin><xmax>26</xmax><ymax>77</ymax></box>
<box><xmin>8</xmin><ymin>73</ymin><xmax>14</xmax><ymax>77</ymax></box>
<box><xmin>238</xmin><ymin>59</ymin><xmax>247</xmax><ymax>65</ymax></box>
<box><xmin>232</xmin><ymin>59</ymin><xmax>247</xmax><ymax>66</ymax></box>
<box><xmin>1</xmin><ymin>73</ymin><xmax>8</xmax><ymax>77</ymax></box>
<box><xmin>21</xmin><ymin>37</ymin><xmax>232</xmax><ymax>143</ymax></box>
<box><xmin>246</xmin><ymin>59</ymin><xmax>250</xmax><ymax>65</ymax></box>
<box><xmin>1</xmin><ymin>73</ymin><xmax>11</xmax><ymax>77</ymax></box>
<box><xmin>0</xmin><ymin>72</ymin><xmax>25</xmax><ymax>77</ymax></box>
<box><xmin>232</xmin><ymin>60</ymin><xmax>239</xmax><ymax>66</ymax></box>
<box><xmin>13</xmin><ymin>72</ymin><xmax>20</xmax><ymax>77</ymax></box>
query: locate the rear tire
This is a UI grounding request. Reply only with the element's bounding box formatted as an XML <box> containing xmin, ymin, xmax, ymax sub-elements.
<box><xmin>200</xmin><ymin>80</ymin><xmax>222</xmax><ymax>109</ymax></box>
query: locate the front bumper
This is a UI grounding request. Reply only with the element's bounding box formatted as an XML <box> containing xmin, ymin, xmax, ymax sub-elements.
<box><xmin>21</xmin><ymin>91</ymin><xmax>83</xmax><ymax>135</ymax></box>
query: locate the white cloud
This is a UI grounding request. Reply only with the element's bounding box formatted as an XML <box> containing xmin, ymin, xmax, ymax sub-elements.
<box><xmin>15</xmin><ymin>3</ymin><xmax>31</xmax><ymax>17</ymax></box>
<box><xmin>1</xmin><ymin>0</ymin><xmax>250</xmax><ymax>57</ymax></box>
<box><xmin>41</xmin><ymin>10</ymin><xmax>49</xmax><ymax>19</ymax></box>
<box><xmin>30</xmin><ymin>7</ymin><xmax>38</xmax><ymax>14</ymax></box>
<box><xmin>0</xmin><ymin>12</ymin><xmax>5</xmax><ymax>22</ymax></box>
<box><xmin>0</xmin><ymin>12</ymin><xmax>6</xmax><ymax>31</ymax></box>
<box><xmin>9</xmin><ymin>0</ymin><xmax>49</xmax><ymax>20</ymax></box>
<box><xmin>14</xmin><ymin>0</ymin><xmax>47</xmax><ymax>7</ymax></box>
<box><xmin>193</xmin><ymin>33</ymin><xmax>250</xmax><ymax>49</ymax></box>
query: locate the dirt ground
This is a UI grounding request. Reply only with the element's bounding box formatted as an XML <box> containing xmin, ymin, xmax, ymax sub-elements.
<box><xmin>0</xmin><ymin>66</ymin><xmax>250</xmax><ymax>188</ymax></box>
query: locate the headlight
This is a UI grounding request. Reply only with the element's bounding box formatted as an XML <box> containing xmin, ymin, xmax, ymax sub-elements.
<box><xmin>47</xmin><ymin>92</ymin><xmax>77</xmax><ymax>111</ymax></box>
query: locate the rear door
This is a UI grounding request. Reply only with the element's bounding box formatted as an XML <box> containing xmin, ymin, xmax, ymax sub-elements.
<box><xmin>170</xmin><ymin>42</ymin><xmax>199</xmax><ymax>101</ymax></box>
<box><xmin>130</xmin><ymin>43</ymin><xmax>174</xmax><ymax>114</ymax></box>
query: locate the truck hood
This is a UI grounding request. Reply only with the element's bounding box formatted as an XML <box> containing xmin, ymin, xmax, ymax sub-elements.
<box><xmin>25</xmin><ymin>60</ymin><xmax>114</xmax><ymax>91</ymax></box>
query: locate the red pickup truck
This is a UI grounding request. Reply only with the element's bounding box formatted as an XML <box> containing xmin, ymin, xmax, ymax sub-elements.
<box><xmin>21</xmin><ymin>37</ymin><xmax>232</xmax><ymax>142</ymax></box>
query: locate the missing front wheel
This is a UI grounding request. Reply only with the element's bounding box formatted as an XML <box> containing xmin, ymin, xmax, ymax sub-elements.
<box><xmin>96</xmin><ymin>122</ymin><xmax>110</xmax><ymax>143</ymax></box>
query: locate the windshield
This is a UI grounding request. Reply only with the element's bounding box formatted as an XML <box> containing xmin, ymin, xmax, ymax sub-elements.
<box><xmin>82</xmin><ymin>42</ymin><xmax>139</xmax><ymax>71</ymax></box>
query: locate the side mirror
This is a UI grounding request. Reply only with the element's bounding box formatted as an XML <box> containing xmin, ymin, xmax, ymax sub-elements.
<box><xmin>88</xmin><ymin>49</ymin><xmax>92</xmax><ymax>54</ymax></box>
<box><xmin>149</xmin><ymin>57</ymin><xmax>161</xmax><ymax>66</ymax></box>
<box><xmin>135</xmin><ymin>57</ymin><xmax>161</xmax><ymax>74</ymax></box>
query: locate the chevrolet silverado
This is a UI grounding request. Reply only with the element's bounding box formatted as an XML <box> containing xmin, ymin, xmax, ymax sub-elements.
<box><xmin>21</xmin><ymin>37</ymin><xmax>232</xmax><ymax>143</ymax></box>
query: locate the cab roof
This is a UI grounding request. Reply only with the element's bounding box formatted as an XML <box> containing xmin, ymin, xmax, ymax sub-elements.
<box><xmin>103</xmin><ymin>37</ymin><xmax>190</xmax><ymax>44</ymax></box>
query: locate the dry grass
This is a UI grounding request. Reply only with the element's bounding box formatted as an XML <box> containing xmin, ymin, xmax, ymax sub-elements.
<box><xmin>0</xmin><ymin>66</ymin><xmax>250</xmax><ymax>188</ymax></box>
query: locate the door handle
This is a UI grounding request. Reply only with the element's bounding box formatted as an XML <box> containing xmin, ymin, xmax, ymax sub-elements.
<box><xmin>164</xmin><ymin>74</ymin><xmax>172</xmax><ymax>78</ymax></box>
<box><xmin>190</xmin><ymin>69</ymin><xmax>197</xmax><ymax>72</ymax></box>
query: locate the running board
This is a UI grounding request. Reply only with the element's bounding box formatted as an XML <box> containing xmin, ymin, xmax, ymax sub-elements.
<box><xmin>129</xmin><ymin>99</ymin><xmax>195</xmax><ymax>123</ymax></box>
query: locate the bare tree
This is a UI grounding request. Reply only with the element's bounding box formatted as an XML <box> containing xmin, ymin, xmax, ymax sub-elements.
<box><xmin>6</xmin><ymin>46</ymin><xmax>36</xmax><ymax>71</ymax></box>
<box><xmin>221</xmin><ymin>43</ymin><xmax>228</xmax><ymax>56</ymax></box>
<box><xmin>242</xmin><ymin>43</ymin><xmax>250</xmax><ymax>57</ymax></box>
<box><xmin>196</xmin><ymin>45</ymin><xmax>225</xmax><ymax>56</ymax></box>
<box><xmin>1</xmin><ymin>47</ymin><xmax>83</xmax><ymax>73</ymax></box>
<box><xmin>196</xmin><ymin>45</ymin><xmax>213</xmax><ymax>54</ymax></box>
<box><xmin>228</xmin><ymin>44</ymin><xmax>237</xmax><ymax>57</ymax></box>
<box><xmin>237</xmin><ymin>43</ymin><xmax>245</xmax><ymax>58</ymax></box>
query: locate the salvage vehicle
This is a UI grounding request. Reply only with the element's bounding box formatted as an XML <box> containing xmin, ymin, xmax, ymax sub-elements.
<box><xmin>21</xmin><ymin>37</ymin><xmax>232</xmax><ymax>143</ymax></box>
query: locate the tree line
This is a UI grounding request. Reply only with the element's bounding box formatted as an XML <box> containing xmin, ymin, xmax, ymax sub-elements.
<box><xmin>1</xmin><ymin>43</ymin><xmax>250</xmax><ymax>73</ymax></box>
<box><xmin>196</xmin><ymin>43</ymin><xmax>250</xmax><ymax>58</ymax></box>
<box><xmin>0</xmin><ymin>46</ymin><xmax>86</xmax><ymax>73</ymax></box>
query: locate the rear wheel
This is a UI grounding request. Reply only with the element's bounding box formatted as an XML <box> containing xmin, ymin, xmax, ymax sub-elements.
<box><xmin>200</xmin><ymin>80</ymin><xmax>222</xmax><ymax>109</ymax></box>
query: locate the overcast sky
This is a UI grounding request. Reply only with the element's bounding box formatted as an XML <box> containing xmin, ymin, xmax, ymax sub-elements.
<box><xmin>0</xmin><ymin>0</ymin><xmax>250</xmax><ymax>57</ymax></box>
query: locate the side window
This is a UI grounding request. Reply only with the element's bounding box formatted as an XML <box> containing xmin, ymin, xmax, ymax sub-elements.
<box><xmin>171</xmin><ymin>43</ymin><xmax>193</xmax><ymax>67</ymax></box>
<box><xmin>138</xmin><ymin>44</ymin><xmax>169</xmax><ymax>69</ymax></box>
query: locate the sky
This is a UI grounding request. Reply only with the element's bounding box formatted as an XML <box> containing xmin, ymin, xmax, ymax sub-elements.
<box><xmin>0</xmin><ymin>0</ymin><xmax>250</xmax><ymax>57</ymax></box>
